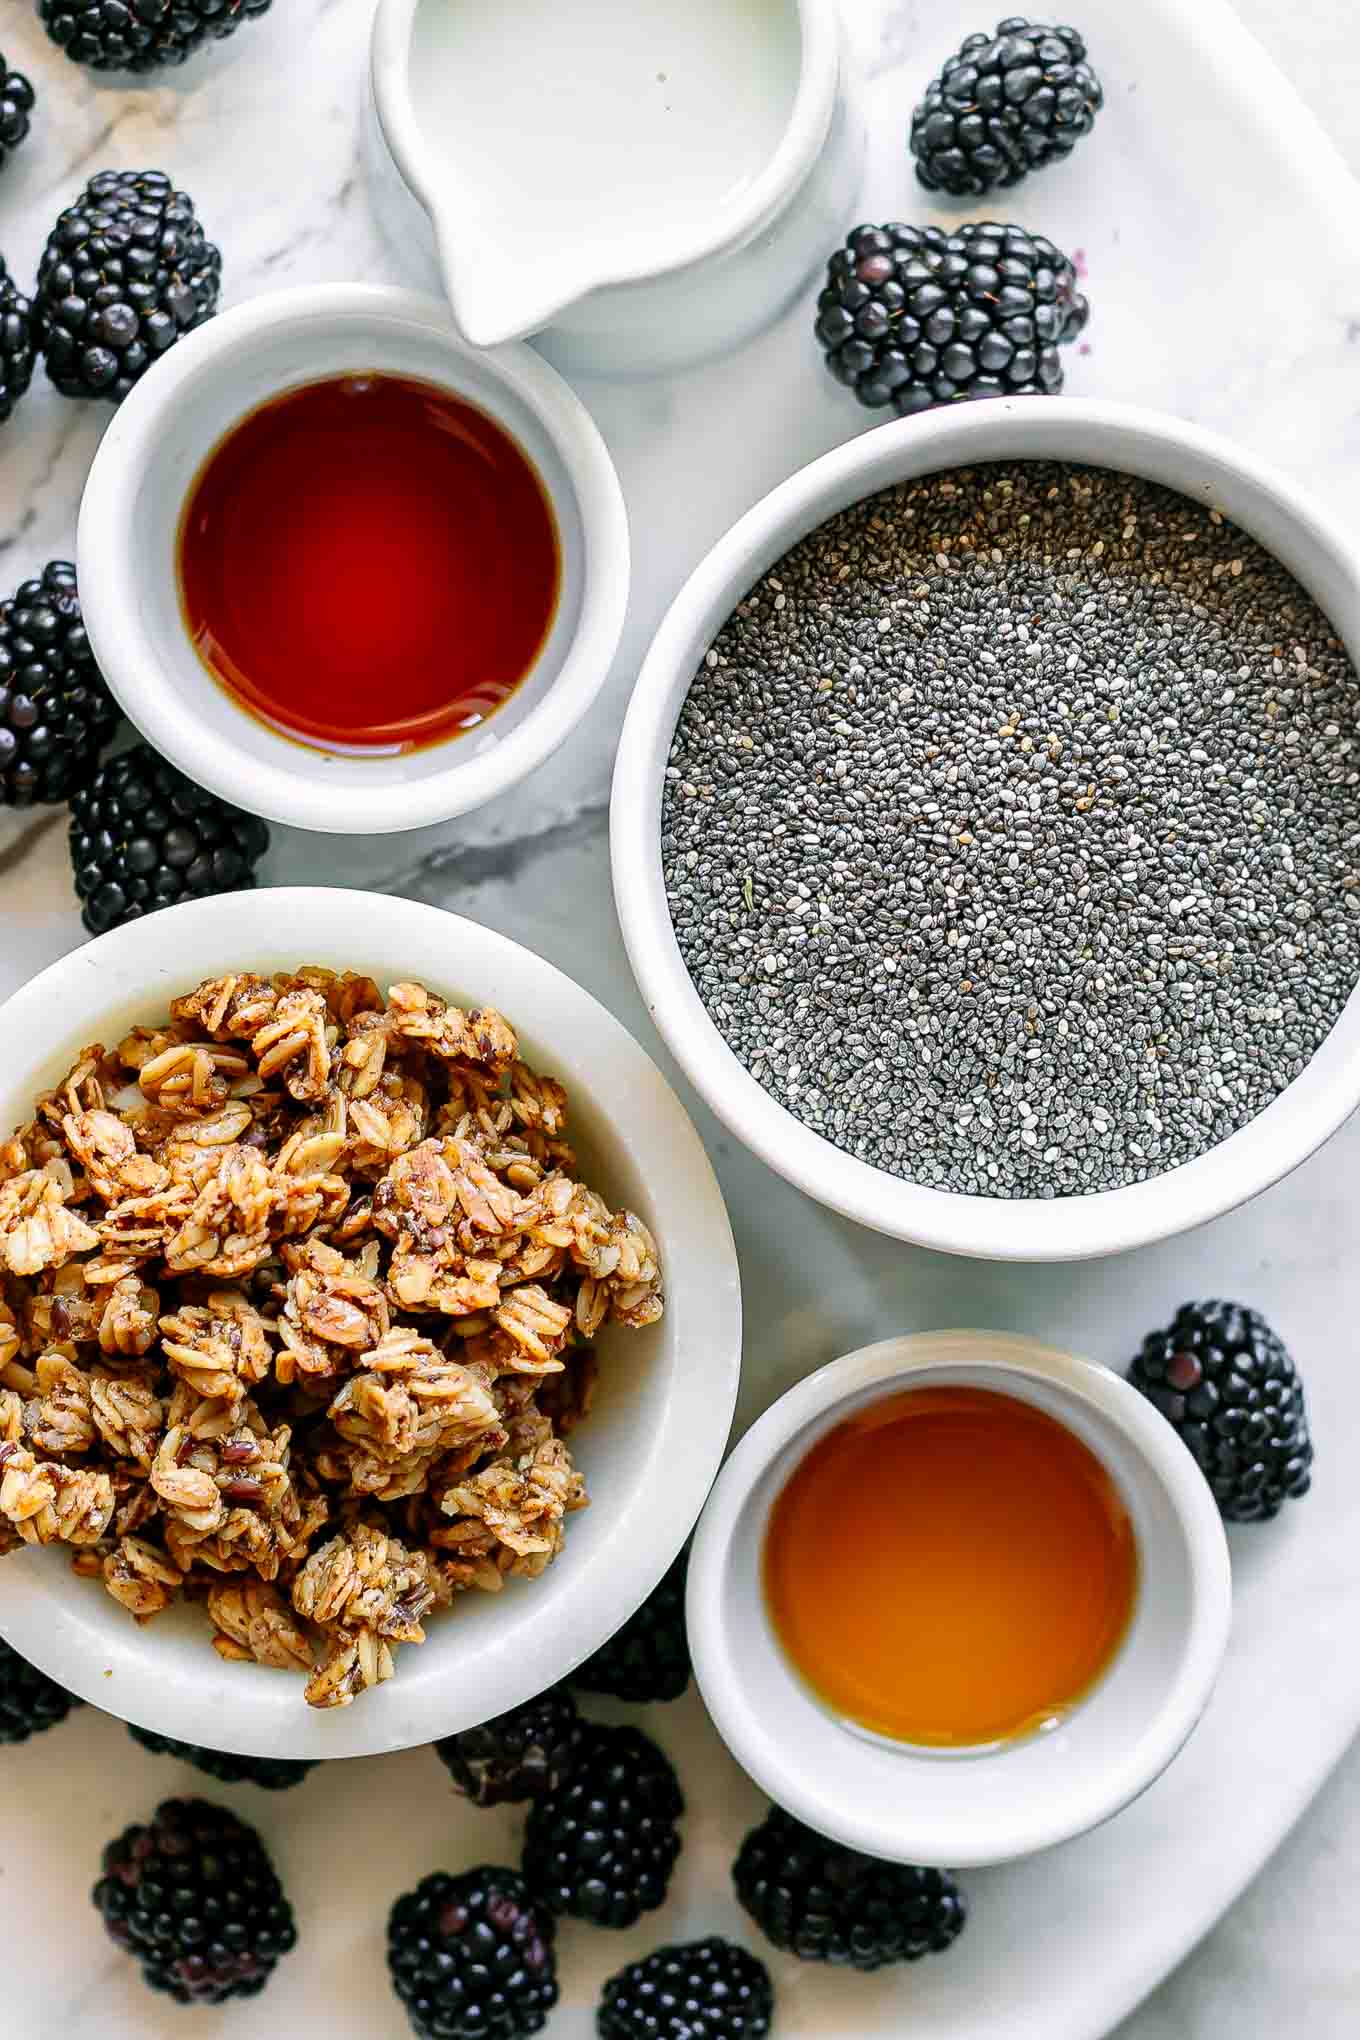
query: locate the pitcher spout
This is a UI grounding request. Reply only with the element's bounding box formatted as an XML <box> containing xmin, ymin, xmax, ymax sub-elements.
<box><xmin>435</xmin><ymin>219</ymin><xmax>594</xmax><ymax>348</ymax></box>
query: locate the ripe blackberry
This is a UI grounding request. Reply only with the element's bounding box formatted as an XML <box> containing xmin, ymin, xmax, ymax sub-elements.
<box><xmin>1</xmin><ymin>1635</ymin><xmax>83</xmax><ymax>1744</ymax></box>
<box><xmin>0</xmin><ymin>54</ymin><xmax>35</xmax><ymax>172</ymax></box>
<box><xmin>387</xmin><ymin>1866</ymin><xmax>558</xmax><ymax>2040</ymax></box>
<box><xmin>0</xmin><ymin>255</ymin><xmax>36</xmax><ymax>424</ymax></box>
<box><xmin>38</xmin><ymin>0</ymin><xmax>273</xmax><ymax>74</ymax></box>
<box><xmin>598</xmin><ymin>1936</ymin><xmax>774</xmax><ymax>2040</ymax></box>
<box><xmin>35</xmin><ymin>169</ymin><xmax>221</xmax><ymax>403</ymax></box>
<box><xmin>92</xmin><ymin>1795</ymin><xmax>297</xmax><ymax>2005</ymax></box>
<box><xmin>0</xmin><ymin>562</ymin><xmax>118</xmax><ymax>807</ymax></box>
<box><xmin>911</xmin><ymin>18</ymin><xmax>1102</xmax><ymax>198</ymax></box>
<box><xmin>522</xmin><ymin>1723</ymin><xmax>683</xmax><ymax>1929</ymax></box>
<box><xmin>69</xmin><ymin>743</ymin><xmax>269</xmax><ymax>936</ymax></box>
<box><xmin>574</xmin><ymin>1544</ymin><xmax>690</xmax><ymax>1704</ymax></box>
<box><xmin>127</xmin><ymin>1722</ymin><xmax>317</xmax><ymax>1792</ymax></box>
<box><xmin>733</xmin><ymin>1806</ymin><xmax>966</xmax><ymax>1972</ymax></box>
<box><xmin>435</xmin><ymin>1685</ymin><xmax>582</xmax><ymax>1807</ymax></box>
<box><xmin>1128</xmin><ymin>1300</ymin><xmax>1313</xmax><ymax>1522</ymax></box>
<box><xmin>816</xmin><ymin>220</ymin><xmax>1088</xmax><ymax>418</ymax></box>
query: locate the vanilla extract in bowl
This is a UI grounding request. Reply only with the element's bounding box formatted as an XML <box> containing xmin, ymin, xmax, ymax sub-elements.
<box><xmin>177</xmin><ymin>371</ymin><xmax>561</xmax><ymax>754</ymax></box>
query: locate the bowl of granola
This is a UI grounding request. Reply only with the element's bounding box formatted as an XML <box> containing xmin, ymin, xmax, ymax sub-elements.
<box><xmin>0</xmin><ymin>889</ymin><xmax>739</xmax><ymax>1758</ymax></box>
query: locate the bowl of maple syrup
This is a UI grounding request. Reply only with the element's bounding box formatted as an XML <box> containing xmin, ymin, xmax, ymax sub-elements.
<box><xmin>75</xmin><ymin>283</ymin><xmax>629</xmax><ymax>834</ymax></box>
<box><xmin>688</xmin><ymin>1329</ymin><xmax>1232</xmax><ymax>1867</ymax></box>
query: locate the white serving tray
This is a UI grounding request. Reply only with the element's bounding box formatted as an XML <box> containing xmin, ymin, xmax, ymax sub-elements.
<box><xmin>5</xmin><ymin>2</ymin><xmax>1360</xmax><ymax>2037</ymax></box>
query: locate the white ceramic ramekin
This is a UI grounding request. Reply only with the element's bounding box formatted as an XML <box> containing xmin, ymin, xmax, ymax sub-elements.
<box><xmin>0</xmin><ymin>888</ymin><xmax>740</xmax><ymax>1759</ymax></box>
<box><xmin>612</xmin><ymin>397</ymin><xmax>1360</xmax><ymax>1261</ymax></box>
<box><xmin>687</xmin><ymin>1331</ymin><xmax>1232</xmax><ymax>1868</ymax></box>
<box><xmin>76</xmin><ymin>285</ymin><xmax>629</xmax><ymax>834</ymax></box>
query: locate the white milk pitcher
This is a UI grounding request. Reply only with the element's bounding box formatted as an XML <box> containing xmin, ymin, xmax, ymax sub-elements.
<box><xmin>367</xmin><ymin>0</ymin><xmax>864</xmax><ymax>377</ymax></box>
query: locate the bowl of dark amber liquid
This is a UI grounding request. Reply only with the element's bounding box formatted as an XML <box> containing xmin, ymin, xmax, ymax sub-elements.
<box><xmin>76</xmin><ymin>284</ymin><xmax>629</xmax><ymax>834</ymax></box>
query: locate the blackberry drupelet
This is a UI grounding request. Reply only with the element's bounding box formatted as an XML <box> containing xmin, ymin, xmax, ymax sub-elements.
<box><xmin>69</xmin><ymin>743</ymin><xmax>269</xmax><ymax>935</ymax></box>
<box><xmin>911</xmin><ymin>17</ymin><xmax>1102</xmax><ymax>198</ymax></box>
<box><xmin>387</xmin><ymin>1866</ymin><xmax>558</xmax><ymax>2040</ymax></box>
<box><xmin>1128</xmin><ymin>1300</ymin><xmax>1313</xmax><ymax>1522</ymax></box>
<box><xmin>733</xmin><ymin>1806</ymin><xmax>966</xmax><ymax>1971</ymax></box>
<box><xmin>127</xmin><ymin>1722</ymin><xmax>317</xmax><ymax>1792</ymax></box>
<box><xmin>815</xmin><ymin>220</ymin><xmax>1088</xmax><ymax>417</ymax></box>
<box><xmin>0</xmin><ymin>1635</ymin><xmax>83</xmax><ymax>1744</ymax></box>
<box><xmin>92</xmin><ymin>1795</ymin><xmax>297</xmax><ymax>2005</ymax></box>
<box><xmin>574</xmin><ymin>1544</ymin><xmax>690</xmax><ymax>1704</ymax></box>
<box><xmin>38</xmin><ymin>0</ymin><xmax>273</xmax><ymax>74</ymax></box>
<box><xmin>435</xmin><ymin>1684</ymin><xmax>582</xmax><ymax>1807</ymax></box>
<box><xmin>35</xmin><ymin>168</ymin><xmax>221</xmax><ymax>403</ymax></box>
<box><xmin>0</xmin><ymin>561</ymin><xmax>118</xmax><ymax>806</ymax></box>
<box><xmin>522</xmin><ymin>1723</ymin><xmax>683</xmax><ymax>1929</ymax></box>
<box><xmin>598</xmin><ymin>1936</ymin><xmax>774</xmax><ymax>2040</ymax></box>
<box><xmin>0</xmin><ymin>53</ymin><xmax>35</xmax><ymax>172</ymax></box>
<box><xmin>0</xmin><ymin>255</ymin><xmax>36</xmax><ymax>424</ymax></box>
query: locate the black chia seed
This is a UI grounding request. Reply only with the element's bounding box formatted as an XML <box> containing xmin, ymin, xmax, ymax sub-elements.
<box><xmin>660</xmin><ymin>462</ymin><xmax>1360</xmax><ymax>1198</ymax></box>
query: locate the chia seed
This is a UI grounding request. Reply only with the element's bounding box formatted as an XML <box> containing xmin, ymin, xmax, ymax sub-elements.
<box><xmin>660</xmin><ymin>462</ymin><xmax>1360</xmax><ymax>1198</ymax></box>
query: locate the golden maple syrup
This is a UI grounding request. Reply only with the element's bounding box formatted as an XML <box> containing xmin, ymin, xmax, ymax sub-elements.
<box><xmin>764</xmin><ymin>1384</ymin><xmax>1139</xmax><ymax>1749</ymax></box>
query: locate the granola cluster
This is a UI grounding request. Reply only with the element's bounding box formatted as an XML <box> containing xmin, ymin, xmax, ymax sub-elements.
<box><xmin>0</xmin><ymin>970</ymin><xmax>663</xmax><ymax>1708</ymax></box>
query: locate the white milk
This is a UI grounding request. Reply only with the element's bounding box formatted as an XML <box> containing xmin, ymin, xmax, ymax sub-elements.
<box><xmin>409</xmin><ymin>0</ymin><xmax>802</xmax><ymax>246</ymax></box>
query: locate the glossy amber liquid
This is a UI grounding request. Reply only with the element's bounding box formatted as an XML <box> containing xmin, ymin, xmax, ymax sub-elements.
<box><xmin>177</xmin><ymin>372</ymin><xmax>560</xmax><ymax>753</ymax></box>
<box><xmin>764</xmin><ymin>1385</ymin><xmax>1138</xmax><ymax>1748</ymax></box>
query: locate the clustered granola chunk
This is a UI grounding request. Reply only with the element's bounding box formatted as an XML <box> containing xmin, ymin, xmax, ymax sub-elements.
<box><xmin>0</xmin><ymin>970</ymin><xmax>663</xmax><ymax>1708</ymax></box>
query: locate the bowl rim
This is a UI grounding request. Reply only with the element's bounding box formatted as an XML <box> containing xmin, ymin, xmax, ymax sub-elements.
<box><xmin>686</xmin><ymin>1329</ymin><xmax>1233</xmax><ymax>1866</ymax></box>
<box><xmin>0</xmin><ymin>887</ymin><xmax>741</xmax><ymax>1758</ymax></box>
<box><xmin>76</xmin><ymin>284</ymin><xmax>630</xmax><ymax>836</ymax></box>
<box><xmin>611</xmin><ymin>394</ymin><xmax>1360</xmax><ymax>1260</ymax></box>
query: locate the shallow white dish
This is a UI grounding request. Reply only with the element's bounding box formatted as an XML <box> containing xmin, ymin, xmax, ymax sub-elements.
<box><xmin>612</xmin><ymin>395</ymin><xmax>1360</xmax><ymax>1263</ymax></box>
<box><xmin>76</xmin><ymin>286</ymin><xmax>629</xmax><ymax>835</ymax></box>
<box><xmin>688</xmin><ymin>1330</ymin><xmax>1231</xmax><ymax>1867</ymax></box>
<box><xmin>0</xmin><ymin>888</ymin><xmax>741</xmax><ymax>1758</ymax></box>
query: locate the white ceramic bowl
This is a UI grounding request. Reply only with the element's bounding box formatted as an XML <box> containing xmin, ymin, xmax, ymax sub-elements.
<box><xmin>687</xmin><ymin>1331</ymin><xmax>1232</xmax><ymax>1868</ymax></box>
<box><xmin>76</xmin><ymin>285</ymin><xmax>629</xmax><ymax>834</ymax></box>
<box><xmin>0</xmin><ymin>888</ymin><xmax>740</xmax><ymax>1759</ymax></box>
<box><xmin>612</xmin><ymin>397</ymin><xmax>1360</xmax><ymax>1260</ymax></box>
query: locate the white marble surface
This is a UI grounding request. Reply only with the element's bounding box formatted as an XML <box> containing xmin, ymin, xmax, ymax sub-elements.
<box><xmin>3</xmin><ymin>0</ymin><xmax>1360</xmax><ymax>2035</ymax></box>
<box><xmin>1114</xmin><ymin>9</ymin><xmax>1360</xmax><ymax>2031</ymax></box>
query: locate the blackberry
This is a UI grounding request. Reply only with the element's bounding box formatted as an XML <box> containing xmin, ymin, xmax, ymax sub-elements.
<box><xmin>435</xmin><ymin>1685</ymin><xmax>582</xmax><ymax>1807</ymax></box>
<box><xmin>733</xmin><ymin>1807</ymin><xmax>966</xmax><ymax>1972</ymax></box>
<box><xmin>38</xmin><ymin>0</ymin><xmax>273</xmax><ymax>74</ymax></box>
<box><xmin>127</xmin><ymin>1722</ymin><xmax>317</xmax><ymax>1792</ymax></box>
<box><xmin>387</xmin><ymin>1866</ymin><xmax>558</xmax><ymax>2040</ymax></box>
<box><xmin>0</xmin><ymin>1635</ymin><xmax>83</xmax><ymax>1744</ymax></box>
<box><xmin>0</xmin><ymin>562</ymin><xmax>119</xmax><ymax>807</ymax></box>
<box><xmin>92</xmin><ymin>1795</ymin><xmax>297</xmax><ymax>2005</ymax></box>
<box><xmin>69</xmin><ymin>743</ymin><xmax>269</xmax><ymax>936</ymax></box>
<box><xmin>1128</xmin><ymin>1300</ymin><xmax>1313</xmax><ymax>1522</ymax></box>
<box><xmin>816</xmin><ymin>220</ymin><xmax>1088</xmax><ymax>418</ymax></box>
<box><xmin>522</xmin><ymin>1723</ymin><xmax>683</xmax><ymax>1929</ymax></box>
<box><xmin>0</xmin><ymin>255</ymin><xmax>36</xmax><ymax>424</ymax></box>
<box><xmin>911</xmin><ymin>18</ymin><xmax>1102</xmax><ymax>198</ymax></box>
<box><xmin>0</xmin><ymin>54</ymin><xmax>35</xmax><ymax>172</ymax></box>
<box><xmin>35</xmin><ymin>169</ymin><xmax>221</xmax><ymax>403</ymax></box>
<box><xmin>574</xmin><ymin>1544</ymin><xmax>690</xmax><ymax>1704</ymax></box>
<box><xmin>598</xmin><ymin>1936</ymin><xmax>774</xmax><ymax>2040</ymax></box>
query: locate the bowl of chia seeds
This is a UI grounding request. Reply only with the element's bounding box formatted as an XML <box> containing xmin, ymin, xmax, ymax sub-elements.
<box><xmin>611</xmin><ymin>399</ymin><xmax>1360</xmax><ymax>1260</ymax></box>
